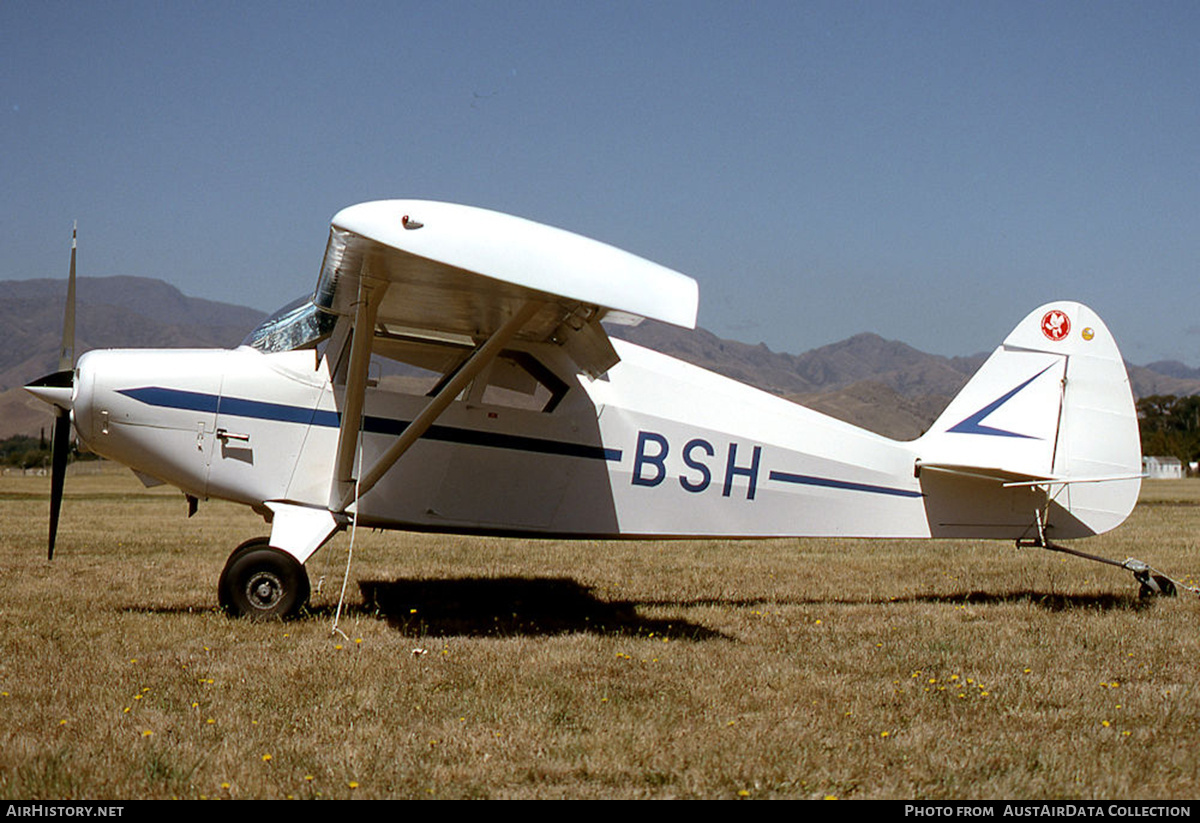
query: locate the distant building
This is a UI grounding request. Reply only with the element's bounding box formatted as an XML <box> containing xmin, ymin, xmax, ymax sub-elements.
<box><xmin>1143</xmin><ymin>456</ymin><xmax>1184</xmax><ymax>480</ymax></box>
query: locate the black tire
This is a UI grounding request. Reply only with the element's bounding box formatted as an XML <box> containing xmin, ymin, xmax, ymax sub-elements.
<box><xmin>218</xmin><ymin>541</ymin><xmax>310</xmax><ymax>620</ymax></box>
<box><xmin>217</xmin><ymin>537</ymin><xmax>270</xmax><ymax>613</ymax></box>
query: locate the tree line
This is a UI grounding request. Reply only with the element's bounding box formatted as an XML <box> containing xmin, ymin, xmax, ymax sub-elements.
<box><xmin>0</xmin><ymin>433</ymin><xmax>98</xmax><ymax>469</ymax></box>
<box><xmin>0</xmin><ymin>433</ymin><xmax>51</xmax><ymax>469</ymax></box>
<box><xmin>1137</xmin><ymin>394</ymin><xmax>1200</xmax><ymax>466</ymax></box>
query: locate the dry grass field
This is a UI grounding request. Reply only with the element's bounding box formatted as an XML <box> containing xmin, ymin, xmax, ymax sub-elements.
<box><xmin>1</xmin><ymin>463</ymin><xmax>1199</xmax><ymax>800</ymax></box>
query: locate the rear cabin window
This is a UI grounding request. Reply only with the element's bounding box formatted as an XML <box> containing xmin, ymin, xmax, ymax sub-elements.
<box><xmin>371</xmin><ymin>330</ymin><xmax>567</xmax><ymax>414</ymax></box>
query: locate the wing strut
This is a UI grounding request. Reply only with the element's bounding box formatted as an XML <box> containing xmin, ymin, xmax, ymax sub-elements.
<box><xmin>331</xmin><ymin>277</ymin><xmax>388</xmax><ymax>495</ymax></box>
<box><xmin>332</xmin><ymin>299</ymin><xmax>544</xmax><ymax>514</ymax></box>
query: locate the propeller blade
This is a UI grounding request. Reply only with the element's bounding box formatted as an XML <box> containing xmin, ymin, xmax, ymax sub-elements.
<box><xmin>44</xmin><ymin>224</ymin><xmax>78</xmax><ymax>560</ymax></box>
<box><xmin>59</xmin><ymin>223</ymin><xmax>77</xmax><ymax>372</ymax></box>
<box><xmin>47</xmin><ymin>408</ymin><xmax>71</xmax><ymax>560</ymax></box>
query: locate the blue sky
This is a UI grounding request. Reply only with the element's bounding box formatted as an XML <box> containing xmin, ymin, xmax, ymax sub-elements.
<box><xmin>4</xmin><ymin>1</ymin><xmax>1198</xmax><ymax>365</ymax></box>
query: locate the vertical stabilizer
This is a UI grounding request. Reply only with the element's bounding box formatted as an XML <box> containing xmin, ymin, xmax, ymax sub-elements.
<box><xmin>916</xmin><ymin>302</ymin><xmax>1141</xmax><ymax>539</ymax></box>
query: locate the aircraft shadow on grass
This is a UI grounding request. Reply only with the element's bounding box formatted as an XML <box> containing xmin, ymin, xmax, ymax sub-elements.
<box><xmin>351</xmin><ymin>580</ymin><xmax>1155</xmax><ymax>637</ymax></box>
<box><xmin>638</xmin><ymin>589</ymin><xmax>1156</xmax><ymax>613</ymax></box>
<box><xmin>128</xmin><ymin>581</ymin><xmax>1152</xmax><ymax>629</ymax></box>
<box><xmin>885</xmin><ymin>589</ymin><xmax>1156</xmax><ymax>612</ymax></box>
<box><xmin>353</xmin><ymin>576</ymin><xmax>728</xmax><ymax>639</ymax></box>
<box><xmin>638</xmin><ymin>590</ymin><xmax>1152</xmax><ymax>614</ymax></box>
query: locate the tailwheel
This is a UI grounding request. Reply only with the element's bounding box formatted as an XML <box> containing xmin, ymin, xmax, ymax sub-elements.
<box><xmin>218</xmin><ymin>538</ymin><xmax>310</xmax><ymax>620</ymax></box>
<box><xmin>1134</xmin><ymin>569</ymin><xmax>1177</xmax><ymax>599</ymax></box>
<box><xmin>1019</xmin><ymin>518</ymin><xmax>1184</xmax><ymax>600</ymax></box>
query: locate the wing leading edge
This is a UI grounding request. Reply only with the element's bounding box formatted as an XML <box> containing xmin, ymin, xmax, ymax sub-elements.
<box><xmin>314</xmin><ymin>199</ymin><xmax>698</xmax><ymax>378</ymax></box>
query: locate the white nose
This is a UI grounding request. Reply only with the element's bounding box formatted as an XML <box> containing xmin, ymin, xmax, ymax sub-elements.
<box><xmin>71</xmin><ymin>351</ymin><xmax>100</xmax><ymax>447</ymax></box>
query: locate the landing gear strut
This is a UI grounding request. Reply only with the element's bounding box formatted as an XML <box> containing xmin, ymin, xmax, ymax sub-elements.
<box><xmin>218</xmin><ymin>537</ymin><xmax>311</xmax><ymax>620</ymax></box>
<box><xmin>1018</xmin><ymin>512</ymin><xmax>1181</xmax><ymax>599</ymax></box>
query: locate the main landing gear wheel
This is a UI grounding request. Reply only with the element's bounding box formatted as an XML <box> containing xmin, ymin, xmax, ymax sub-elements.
<box><xmin>218</xmin><ymin>537</ymin><xmax>310</xmax><ymax>620</ymax></box>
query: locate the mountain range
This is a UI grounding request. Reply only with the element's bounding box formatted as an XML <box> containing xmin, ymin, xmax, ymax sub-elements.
<box><xmin>3</xmin><ymin>276</ymin><xmax>1198</xmax><ymax>441</ymax></box>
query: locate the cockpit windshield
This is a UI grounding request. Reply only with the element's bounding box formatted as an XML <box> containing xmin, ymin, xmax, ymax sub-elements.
<box><xmin>242</xmin><ymin>295</ymin><xmax>337</xmax><ymax>353</ymax></box>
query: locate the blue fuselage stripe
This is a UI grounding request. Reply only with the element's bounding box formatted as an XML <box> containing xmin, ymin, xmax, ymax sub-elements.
<box><xmin>119</xmin><ymin>386</ymin><xmax>220</xmax><ymax>414</ymax></box>
<box><xmin>116</xmin><ymin>387</ymin><xmax>622</xmax><ymax>462</ymax></box>
<box><xmin>768</xmin><ymin>470</ymin><xmax>924</xmax><ymax>498</ymax></box>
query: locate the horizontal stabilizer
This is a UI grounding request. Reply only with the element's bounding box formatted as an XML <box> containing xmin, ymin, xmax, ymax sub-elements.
<box><xmin>916</xmin><ymin>462</ymin><xmax>1058</xmax><ymax>486</ymax></box>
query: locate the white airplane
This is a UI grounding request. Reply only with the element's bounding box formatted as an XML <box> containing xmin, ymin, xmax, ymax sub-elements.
<box><xmin>25</xmin><ymin>200</ymin><xmax>1161</xmax><ymax>619</ymax></box>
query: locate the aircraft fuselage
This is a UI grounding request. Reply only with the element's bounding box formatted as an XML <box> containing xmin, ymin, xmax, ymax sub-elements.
<box><xmin>71</xmin><ymin>336</ymin><xmax>1069</xmax><ymax>544</ymax></box>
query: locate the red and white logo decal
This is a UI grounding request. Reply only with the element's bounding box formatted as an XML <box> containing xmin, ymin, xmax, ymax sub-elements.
<box><xmin>1041</xmin><ymin>310</ymin><xmax>1070</xmax><ymax>342</ymax></box>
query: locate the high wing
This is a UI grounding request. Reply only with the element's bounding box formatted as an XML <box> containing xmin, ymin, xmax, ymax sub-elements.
<box><xmin>309</xmin><ymin>199</ymin><xmax>699</xmax><ymax>526</ymax></box>
<box><xmin>317</xmin><ymin>199</ymin><xmax>698</xmax><ymax>373</ymax></box>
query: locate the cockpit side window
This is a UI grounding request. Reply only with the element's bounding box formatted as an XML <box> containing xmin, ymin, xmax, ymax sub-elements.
<box><xmin>243</xmin><ymin>296</ymin><xmax>337</xmax><ymax>353</ymax></box>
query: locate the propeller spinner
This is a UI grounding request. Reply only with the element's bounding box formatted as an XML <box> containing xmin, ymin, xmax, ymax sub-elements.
<box><xmin>24</xmin><ymin>225</ymin><xmax>78</xmax><ymax>560</ymax></box>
